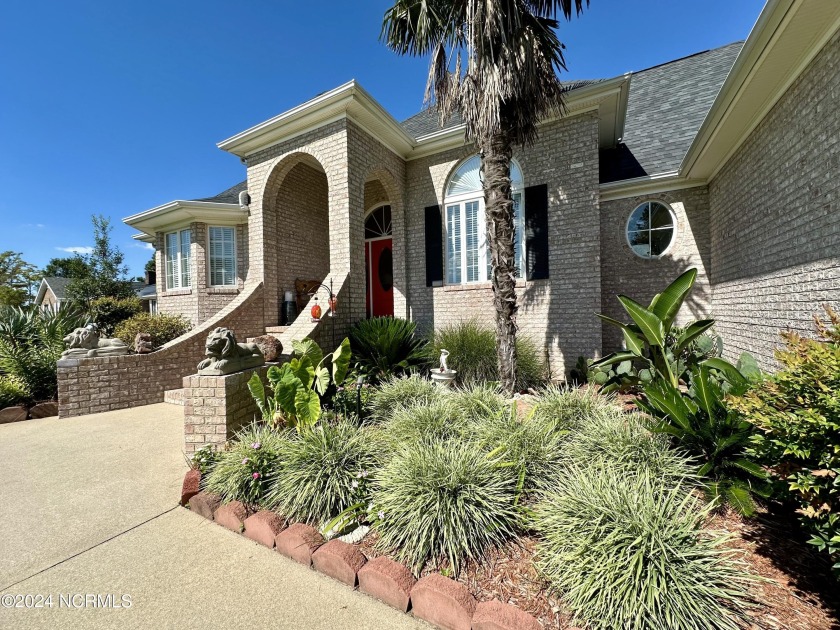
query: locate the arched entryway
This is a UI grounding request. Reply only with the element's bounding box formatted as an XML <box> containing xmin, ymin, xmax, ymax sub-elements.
<box><xmin>364</xmin><ymin>204</ymin><xmax>393</xmax><ymax>317</ymax></box>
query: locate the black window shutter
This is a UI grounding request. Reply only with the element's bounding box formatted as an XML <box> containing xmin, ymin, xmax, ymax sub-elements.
<box><xmin>424</xmin><ymin>204</ymin><xmax>443</xmax><ymax>287</ymax></box>
<box><xmin>524</xmin><ymin>184</ymin><xmax>549</xmax><ymax>280</ymax></box>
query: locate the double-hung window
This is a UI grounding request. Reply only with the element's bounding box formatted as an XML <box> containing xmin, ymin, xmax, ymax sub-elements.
<box><xmin>208</xmin><ymin>226</ymin><xmax>237</xmax><ymax>287</ymax></box>
<box><xmin>165</xmin><ymin>229</ymin><xmax>191</xmax><ymax>289</ymax></box>
<box><xmin>444</xmin><ymin>156</ymin><xmax>525</xmax><ymax>284</ymax></box>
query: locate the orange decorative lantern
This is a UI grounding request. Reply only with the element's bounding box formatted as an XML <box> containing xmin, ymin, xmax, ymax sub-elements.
<box><xmin>310</xmin><ymin>300</ymin><xmax>322</xmax><ymax>321</ymax></box>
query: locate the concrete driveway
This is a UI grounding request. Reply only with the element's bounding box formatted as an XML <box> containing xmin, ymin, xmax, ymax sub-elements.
<box><xmin>0</xmin><ymin>404</ymin><xmax>425</xmax><ymax>629</ymax></box>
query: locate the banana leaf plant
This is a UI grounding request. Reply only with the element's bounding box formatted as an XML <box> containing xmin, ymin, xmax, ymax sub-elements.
<box><xmin>248</xmin><ymin>337</ymin><xmax>351</xmax><ymax>432</ymax></box>
<box><xmin>591</xmin><ymin>268</ymin><xmax>716</xmax><ymax>392</ymax></box>
<box><xmin>638</xmin><ymin>356</ymin><xmax>771</xmax><ymax>516</ymax></box>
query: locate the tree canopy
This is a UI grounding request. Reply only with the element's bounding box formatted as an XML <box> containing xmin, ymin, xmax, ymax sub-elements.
<box><xmin>0</xmin><ymin>251</ymin><xmax>39</xmax><ymax>306</ymax></box>
<box><xmin>66</xmin><ymin>215</ymin><xmax>135</xmax><ymax>302</ymax></box>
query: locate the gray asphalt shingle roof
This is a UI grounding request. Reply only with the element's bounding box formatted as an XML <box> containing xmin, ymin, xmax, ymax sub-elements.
<box><xmin>43</xmin><ymin>276</ymin><xmax>71</xmax><ymax>300</ymax></box>
<box><xmin>399</xmin><ymin>80</ymin><xmax>607</xmax><ymax>138</ymax></box>
<box><xmin>192</xmin><ymin>181</ymin><xmax>247</xmax><ymax>204</ymax></box>
<box><xmin>600</xmin><ymin>41</ymin><xmax>744</xmax><ymax>183</ymax></box>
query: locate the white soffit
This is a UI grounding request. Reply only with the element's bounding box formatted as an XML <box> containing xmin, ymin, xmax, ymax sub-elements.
<box><xmin>682</xmin><ymin>0</ymin><xmax>840</xmax><ymax>180</ymax></box>
<box><xmin>123</xmin><ymin>201</ymin><xmax>247</xmax><ymax>238</ymax></box>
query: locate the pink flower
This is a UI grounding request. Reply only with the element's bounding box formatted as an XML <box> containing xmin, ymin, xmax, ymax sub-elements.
<box><xmin>251</xmin><ymin>442</ymin><xmax>261</xmax><ymax>449</ymax></box>
<box><xmin>252</xmin><ymin>472</ymin><xmax>261</xmax><ymax>480</ymax></box>
<box><xmin>351</xmin><ymin>480</ymin><xmax>359</xmax><ymax>489</ymax></box>
<box><xmin>377</xmin><ymin>511</ymin><xmax>385</xmax><ymax>520</ymax></box>
<box><xmin>242</xmin><ymin>458</ymin><xmax>249</xmax><ymax>465</ymax></box>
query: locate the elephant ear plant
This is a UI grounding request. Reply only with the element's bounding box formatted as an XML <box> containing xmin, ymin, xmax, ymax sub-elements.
<box><xmin>248</xmin><ymin>337</ymin><xmax>351</xmax><ymax>431</ymax></box>
<box><xmin>590</xmin><ymin>268</ymin><xmax>717</xmax><ymax>392</ymax></box>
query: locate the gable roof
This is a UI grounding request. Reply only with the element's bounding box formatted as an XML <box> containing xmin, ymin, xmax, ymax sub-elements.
<box><xmin>399</xmin><ymin>80</ymin><xmax>608</xmax><ymax>139</ymax></box>
<box><xmin>39</xmin><ymin>277</ymin><xmax>71</xmax><ymax>301</ymax></box>
<box><xmin>600</xmin><ymin>41</ymin><xmax>743</xmax><ymax>184</ymax></box>
<box><xmin>192</xmin><ymin>181</ymin><xmax>247</xmax><ymax>204</ymax></box>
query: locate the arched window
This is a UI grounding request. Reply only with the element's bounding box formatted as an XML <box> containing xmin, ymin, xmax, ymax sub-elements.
<box><xmin>443</xmin><ymin>156</ymin><xmax>524</xmax><ymax>284</ymax></box>
<box><xmin>626</xmin><ymin>201</ymin><xmax>677</xmax><ymax>258</ymax></box>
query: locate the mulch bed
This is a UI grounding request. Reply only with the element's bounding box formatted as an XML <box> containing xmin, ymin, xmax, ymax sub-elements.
<box><xmin>358</xmin><ymin>508</ymin><xmax>839</xmax><ymax>629</ymax></box>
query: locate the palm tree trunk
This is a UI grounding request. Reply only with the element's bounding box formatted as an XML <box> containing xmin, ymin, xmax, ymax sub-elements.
<box><xmin>482</xmin><ymin>132</ymin><xmax>518</xmax><ymax>393</ymax></box>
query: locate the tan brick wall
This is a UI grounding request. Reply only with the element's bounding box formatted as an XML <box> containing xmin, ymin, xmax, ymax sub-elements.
<box><xmin>57</xmin><ymin>283</ymin><xmax>266</xmax><ymax>418</ymax></box>
<box><xmin>404</xmin><ymin>113</ymin><xmax>602</xmax><ymax>377</ymax></box>
<box><xmin>600</xmin><ymin>186</ymin><xmax>712</xmax><ymax>353</ymax></box>
<box><xmin>708</xmin><ymin>29</ymin><xmax>840</xmax><ymax>369</ymax></box>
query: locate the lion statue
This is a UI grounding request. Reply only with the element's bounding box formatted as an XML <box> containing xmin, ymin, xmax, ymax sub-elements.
<box><xmin>61</xmin><ymin>323</ymin><xmax>129</xmax><ymax>359</ymax></box>
<box><xmin>197</xmin><ymin>327</ymin><xmax>264</xmax><ymax>375</ymax></box>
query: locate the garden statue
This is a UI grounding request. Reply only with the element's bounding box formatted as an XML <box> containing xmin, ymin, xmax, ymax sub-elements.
<box><xmin>61</xmin><ymin>323</ymin><xmax>129</xmax><ymax>358</ymax></box>
<box><xmin>430</xmin><ymin>348</ymin><xmax>457</xmax><ymax>387</ymax></box>
<box><xmin>135</xmin><ymin>332</ymin><xmax>154</xmax><ymax>354</ymax></box>
<box><xmin>197</xmin><ymin>327</ymin><xmax>264</xmax><ymax>375</ymax></box>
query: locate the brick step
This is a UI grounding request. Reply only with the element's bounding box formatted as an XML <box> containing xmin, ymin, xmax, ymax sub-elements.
<box><xmin>264</xmin><ymin>326</ymin><xmax>289</xmax><ymax>334</ymax></box>
<box><xmin>163</xmin><ymin>388</ymin><xmax>186</xmax><ymax>405</ymax></box>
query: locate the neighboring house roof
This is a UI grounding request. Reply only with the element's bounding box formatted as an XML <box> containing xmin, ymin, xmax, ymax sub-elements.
<box><xmin>399</xmin><ymin>79</ymin><xmax>608</xmax><ymax>139</ymax></box>
<box><xmin>136</xmin><ymin>284</ymin><xmax>157</xmax><ymax>300</ymax></box>
<box><xmin>34</xmin><ymin>277</ymin><xmax>72</xmax><ymax>305</ymax></box>
<box><xmin>192</xmin><ymin>181</ymin><xmax>247</xmax><ymax>204</ymax></box>
<box><xmin>600</xmin><ymin>41</ymin><xmax>743</xmax><ymax>183</ymax></box>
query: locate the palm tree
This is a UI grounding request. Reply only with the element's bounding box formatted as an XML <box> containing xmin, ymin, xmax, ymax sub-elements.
<box><xmin>382</xmin><ymin>0</ymin><xmax>588</xmax><ymax>392</ymax></box>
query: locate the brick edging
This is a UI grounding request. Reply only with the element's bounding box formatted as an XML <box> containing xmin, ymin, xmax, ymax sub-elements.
<box><xmin>182</xmin><ymin>470</ymin><xmax>542</xmax><ymax>629</ymax></box>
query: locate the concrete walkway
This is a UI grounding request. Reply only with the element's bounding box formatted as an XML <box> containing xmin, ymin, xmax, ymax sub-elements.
<box><xmin>0</xmin><ymin>404</ymin><xmax>425</xmax><ymax>629</ymax></box>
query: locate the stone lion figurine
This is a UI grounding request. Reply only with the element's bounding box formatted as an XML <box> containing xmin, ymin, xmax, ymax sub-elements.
<box><xmin>197</xmin><ymin>327</ymin><xmax>264</xmax><ymax>375</ymax></box>
<box><xmin>61</xmin><ymin>323</ymin><xmax>129</xmax><ymax>358</ymax></box>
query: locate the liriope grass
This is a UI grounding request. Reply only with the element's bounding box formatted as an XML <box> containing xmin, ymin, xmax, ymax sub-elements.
<box><xmin>265</xmin><ymin>419</ymin><xmax>381</xmax><ymax>524</ymax></box>
<box><xmin>528</xmin><ymin>385</ymin><xmax>619</xmax><ymax>435</ymax></box>
<box><xmin>532</xmin><ymin>463</ymin><xmax>753</xmax><ymax>630</ymax></box>
<box><xmin>372</xmin><ymin>438</ymin><xmax>520</xmax><ymax>574</ymax></box>
<box><xmin>368</xmin><ymin>374</ymin><xmax>444</xmax><ymax>424</ymax></box>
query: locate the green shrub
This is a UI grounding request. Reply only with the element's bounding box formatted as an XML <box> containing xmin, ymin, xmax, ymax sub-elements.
<box><xmin>202</xmin><ymin>424</ymin><xmax>288</xmax><ymax>505</ymax></box>
<box><xmin>533</xmin><ymin>463</ymin><xmax>753</xmax><ymax>630</ymax></box>
<box><xmin>529</xmin><ymin>385</ymin><xmax>618</xmax><ymax>435</ymax></box>
<box><xmin>0</xmin><ymin>305</ymin><xmax>87</xmax><ymax>401</ymax></box>
<box><xmin>732</xmin><ymin>306</ymin><xmax>840</xmax><ymax>571</ymax></box>
<box><xmin>349</xmin><ymin>316</ymin><xmax>428</xmax><ymax>382</ymax></box>
<box><xmin>426</xmin><ymin>320</ymin><xmax>546</xmax><ymax>390</ymax></box>
<box><xmin>114</xmin><ymin>312</ymin><xmax>191</xmax><ymax>350</ymax></box>
<box><xmin>369</xmin><ymin>374</ymin><xmax>443</xmax><ymax>423</ymax></box>
<box><xmin>266</xmin><ymin>418</ymin><xmax>380</xmax><ymax>524</ymax></box>
<box><xmin>563</xmin><ymin>407</ymin><xmax>696</xmax><ymax>483</ymax></box>
<box><xmin>189</xmin><ymin>445</ymin><xmax>220</xmax><ymax>475</ymax></box>
<box><xmin>372</xmin><ymin>438</ymin><xmax>519</xmax><ymax>573</ymax></box>
<box><xmin>0</xmin><ymin>375</ymin><xmax>28</xmax><ymax>408</ymax></box>
<box><xmin>385</xmin><ymin>398</ymin><xmax>466</xmax><ymax>444</ymax></box>
<box><xmin>89</xmin><ymin>296</ymin><xmax>142</xmax><ymax>335</ymax></box>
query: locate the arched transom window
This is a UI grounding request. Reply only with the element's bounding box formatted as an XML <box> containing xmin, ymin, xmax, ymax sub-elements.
<box><xmin>444</xmin><ymin>156</ymin><xmax>524</xmax><ymax>284</ymax></box>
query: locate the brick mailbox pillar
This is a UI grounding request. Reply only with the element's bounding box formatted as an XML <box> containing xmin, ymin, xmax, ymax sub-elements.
<box><xmin>183</xmin><ymin>366</ymin><xmax>269</xmax><ymax>453</ymax></box>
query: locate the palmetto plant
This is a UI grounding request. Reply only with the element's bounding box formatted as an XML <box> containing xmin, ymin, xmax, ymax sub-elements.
<box><xmin>382</xmin><ymin>0</ymin><xmax>588</xmax><ymax>393</ymax></box>
<box><xmin>591</xmin><ymin>268</ymin><xmax>716</xmax><ymax>392</ymax></box>
<box><xmin>348</xmin><ymin>316</ymin><xmax>427</xmax><ymax>383</ymax></box>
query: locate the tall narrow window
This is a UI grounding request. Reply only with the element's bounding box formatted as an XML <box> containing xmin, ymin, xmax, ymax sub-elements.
<box><xmin>208</xmin><ymin>226</ymin><xmax>236</xmax><ymax>286</ymax></box>
<box><xmin>444</xmin><ymin>156</ymin><xmax>524</xmax><ymax>284</ymax></box>
<box><xmin>165</xmin><ymin>229</ymin><xmax>191</xmax><ymax>290</ymax></box>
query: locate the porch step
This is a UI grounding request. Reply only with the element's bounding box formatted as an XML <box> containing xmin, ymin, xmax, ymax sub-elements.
<box><xmin>164</xmin><ymin>388</ymin><xmax>186</xmax><ymax>406</ymax></box>
<box><xmin>265</xmin><ymin>326</ymin><xmax>289</xmax><ymax>334</ymax></box>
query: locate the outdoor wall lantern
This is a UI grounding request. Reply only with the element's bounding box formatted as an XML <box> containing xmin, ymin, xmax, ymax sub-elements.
<box><xmin>308</xmin><ymin>278</ymin><xmax>338</xmax><ymax>348</ymax></box>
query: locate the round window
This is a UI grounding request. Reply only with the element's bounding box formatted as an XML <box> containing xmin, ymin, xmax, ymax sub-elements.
<box><xmin>626</xmin><ymin>201</ymin><xmax>676</xmax><ymax>258</ymax></box>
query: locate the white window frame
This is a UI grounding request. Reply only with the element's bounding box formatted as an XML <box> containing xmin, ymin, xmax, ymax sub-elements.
<box><xmin>207</xmin><ymin>226</ymin><xmax>238</xmax><ymax>287</ymax></box>
<box><xmin>625</xmin><ymin>200</ymin><xmax>678</xmax><ymax>259</ymax></box>
<box><xmin>443</xmin><ymin>159</ymin><xmax>525</xmax><ymax>285</ymax></box>
<box><xmin>165</xmin><ymin>228</ymin><xmax>191</xmax><ymax>290</ymax></box>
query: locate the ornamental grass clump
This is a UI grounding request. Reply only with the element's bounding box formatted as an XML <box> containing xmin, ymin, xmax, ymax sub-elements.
<box><xmin>448</xmin><ymin>382</ymin><xmax>509</xmax><ymax>424</ymax></box>
<box><xmin>533</xmin><ymin>463</ymin><xmax>753</xmax><ymax>630</ymax></box>
<box><xmin>368</xmin><ymin>373</ymin><xmax>443</xmax><ymax>423</ymax></box>
<box><xmin>563</xmin><ymin>407</ymin><xmax>696</xmax><ymax>483</ymax></box>
<box><xmin>202</xmin><ymin>424</ymin><xmax>288</xmax><ymax>505</ymax></box>
<box><xmin>372</xmin><ymin>438</ymin><xmax>520</xmax><ymax>574</ymax></box>
<box><xmin>529</xmin><ymin>385</ymin><xmax>617</xmax><ymax>436</ymax></box>
<box><xmin>266</xmin><ymin>418</ymin><xmax>381</xmax><ymax>524</ymax></box>
<box><xmin>385</xmin><ymin>398</ymin><xmax>467</xmax><ymax>445</ymax></box>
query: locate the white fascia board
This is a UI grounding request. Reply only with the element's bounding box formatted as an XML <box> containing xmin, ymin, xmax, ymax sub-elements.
<box><xmin>599</xmin><ymin>172</ymin><xmax>707</xmax><ymax>202</ymax></box>
<box><xmin>34</xmin><ymin>279</ymin><xmax>49</xmax><ymax>305</ymax></box>
<box><xmin>123</xmin><ymin>200</ymin><xmax>247</xmax><ymax>237</ymax></box>
<box><xmin>131</xmin><ymin>233</ymin><xmax>156</xmax><ymax>244</ymax></box>
<box><xmin>217</xmin><ymin>80</ymin><xmax>416</xmax><ymax>159</ymax></box>
<box><xmin>681</xmin><ymin>0</ymin><xmax>840</xmax><ymax>180</ymax></box>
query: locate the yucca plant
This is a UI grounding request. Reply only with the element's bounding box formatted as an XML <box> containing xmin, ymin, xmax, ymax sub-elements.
<box><xmin>265</xmin><ymin>418</ymin><xmax>381</xmax><ymax>524</ymax></box>
<box><xmin>349</xmin><ymin>316</ymin><xmax>427</xmax><ymax>383</ymax></box>
<box><xmin>533</xmin><ymin>463</ymin><xmax>754</xmax><ymax>630</ymax></box>
<box><xmin>372</xmin><ymin>438</ymin><xmax>520</xmax><ymax>574</ymax></box>
<box><xmin>368</xmin><ymin>373</ymin><xmax>443</xmax><ymax>424</ymax></box>
<box><xmin>202</xmin><ymin>424</ymin><xmax>288</xmax><ymax>506</ymax></box>
<box><xmin>591</xmin><ymin>268</ymin><xmax>717</xmax><ymax>392</ymax></box>
<box><xmin>640</xmin><ymin>360</ymin><xmax>770</xmax><ymax>515</ymax></box>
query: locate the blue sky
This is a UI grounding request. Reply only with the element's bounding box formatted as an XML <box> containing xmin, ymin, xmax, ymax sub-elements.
<box><xmin>0</xmin><ymin>0</ymin><xmax>766</xmax><ymax>277</ymax></box>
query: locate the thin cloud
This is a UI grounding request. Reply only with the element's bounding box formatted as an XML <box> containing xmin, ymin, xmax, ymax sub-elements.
<box><xmin>56</xmin><ymin>246</ymin><xmax>93</xmax><ymax>254</ymax></box>
<box><xmin>131</xmin><ymin>242</ymin><xmax>155</xmax><ymax>251</ymax></box>
<box><xmin>22</xmin><ymin>223</ymin><xmax>45</xmax><ymax>229</ymax></box>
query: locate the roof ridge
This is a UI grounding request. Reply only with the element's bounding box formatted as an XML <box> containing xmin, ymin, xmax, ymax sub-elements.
<box><xmin>632</xmin><ymin>40</ymin><xmax>744</xmax><ymax>75</ymax></box>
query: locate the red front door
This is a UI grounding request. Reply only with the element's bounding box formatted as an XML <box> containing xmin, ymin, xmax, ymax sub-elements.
<box><xmin>365</xmin><ymin>238</ymin><xmax>394</xmax><ymax>317</ymax></box>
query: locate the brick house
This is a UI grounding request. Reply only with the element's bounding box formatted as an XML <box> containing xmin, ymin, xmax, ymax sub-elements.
<box><xmin>57</xmin><ymin>0</ymin><xmax>839</xmax><ymax>420</ymax></box>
